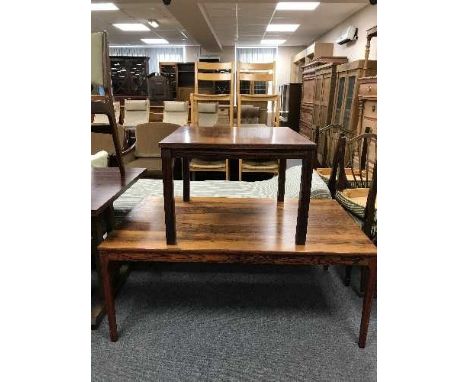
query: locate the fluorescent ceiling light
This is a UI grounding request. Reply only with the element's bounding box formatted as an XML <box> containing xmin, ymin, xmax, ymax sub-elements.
<box><xmin>266</xmin><ymin>24</ymin><xmax>300</xmax><ymax>32</ymax></box>
<box><xmin>261</xmin><ymin>39</ymin><xmax>286</xmax><ymax>45</ymax></box>
<box><xmin>113</xmin><ymin>23</ymin><xmax>150</xmax><ymax>31</ymax></box>
<box><xmin>275</xmin><ymin>2</ymin><xmax>320</xmax><ymax>11</ymax></box>
<box><xmin>148</xmin><ymin>20</ymin><xmax>159</xmax><ymax>28</ymax></box>
<box><xmin>141</xmin><ymin>38</ymin><xmax>169</xmax><ymax>44</ymax></box>
<box><xmin>91</xmin><ymin>2</ymin><xmax>119</xmax><ymax>11</ymax></box>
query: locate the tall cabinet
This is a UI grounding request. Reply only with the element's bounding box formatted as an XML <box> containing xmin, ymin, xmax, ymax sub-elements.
<box><xmin>331</xmin><ymin>60</ymin><xmax>377</xmax><ymax>134</ymax></box>
<box><xmin>299</xmin><ymin>57</ymin><xmax>348</xmax><ymax>140</ymax></box>
<box><xmin>357</xmin><ymin>26</ymin><xmax>378</xmax><ymax>136</ymax></box>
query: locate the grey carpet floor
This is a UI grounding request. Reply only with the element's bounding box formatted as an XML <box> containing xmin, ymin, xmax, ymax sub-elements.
<box><xmin>92</xmin><ymin>264</ymin><xmax>376</xmax><ymax>382</ymax></box>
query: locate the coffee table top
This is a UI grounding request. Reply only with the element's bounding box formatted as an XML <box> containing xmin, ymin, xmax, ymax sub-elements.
<box><xmin>99</xmin><ymin>197</ymin><xmax>376</xmax><ymax>258</ymax></box>
<box><xmin>91</xmin><ymin>167</ymin><xmax>146</xmax><ymax>216</ymax></box>
<box><xmin>159</xmin><ymin>125</ymin><xmax>315</xmax><ymax>150</ymax></box>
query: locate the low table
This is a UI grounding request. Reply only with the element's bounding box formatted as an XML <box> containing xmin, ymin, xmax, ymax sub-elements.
<box><xmin>159</xmin><ymin>125</ymin><xmax>316</xmax><ymax>245</ymax></box>
<box><xmin>98</xmin><ymin>197</ymin><xmax>377</xmax><ymax>348</ymax></box>
<box><xmin>91</xmin><ymin>167</ymin><xmax>145</xmax><ymax>329</ymax></box>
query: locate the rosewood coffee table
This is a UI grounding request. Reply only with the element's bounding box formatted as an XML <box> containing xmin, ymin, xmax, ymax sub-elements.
<box><xmin>159</xmin><ymin>125</ymin><xmax>316</xmax><ymax>245</ymax></box>
<box><xmin>98</xmin><ymin>197</ymin><xmax>377</xmax><ymax>348</ymax></box>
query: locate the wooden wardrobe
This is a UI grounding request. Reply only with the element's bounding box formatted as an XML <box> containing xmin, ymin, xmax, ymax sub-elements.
<box><xmin>299</xmin><ymin>57</ymin><xmax>348</xmax><ymax>140</ymax></box>
<box><xmin>357</xmin><ymin>26</ymin><xmax>378</xmax><ymax>136</ymax></box>
<box><xmin>331</xmin><ymin>60</ymin><xmax>377</xmax><ymax>134</ymax></box>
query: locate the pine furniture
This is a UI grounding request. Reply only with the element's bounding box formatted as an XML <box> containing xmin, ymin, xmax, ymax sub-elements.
<box><xmin>299</xmin><ymin>57</ymin><xmax>348</xmax><ymax>140</ymax></box>
<box><xmin>237</xmin><ymin>62</ymin><xmax>280</xmax><ymax>180</ymax></box>
<box><xmin>331</xmin><ymin>60</ymin><xmax>377</xmax><ymax>134</ymax></box>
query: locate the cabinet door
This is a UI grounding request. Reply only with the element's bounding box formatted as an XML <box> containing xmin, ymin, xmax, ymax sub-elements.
<box><xmin>320</xmin><ymin>75</ymin><xmax>332</xmax><ymax>126</ymax></box>
<box><xmin>342</xmin><ymin>75</ymin><xmax>356</xmax><ymax>131</ymax></box>
<box><xmin>333</xmin><ymin>76</ymin><xmax>346</xmax><ymax>124</ymax></box>
<box><xmin>302</xmin><ymin>76</ymin><xmax>316</xmax><ymax>104</ymax></box>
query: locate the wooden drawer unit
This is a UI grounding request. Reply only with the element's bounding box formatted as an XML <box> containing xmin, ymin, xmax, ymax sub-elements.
<box><xmin>363</xmin><ymin>100</ymin><xmax>377</xmax><ymax>120</ymax></box>
<box><xmin>358</xmin><ymin>81</ymin><xmax>377</xmax><ymax>97</ymax></box>
<box><xmin>357</xmin><ymin>76</ymin><xmax>377</xmax><ymax>135</ymax></box>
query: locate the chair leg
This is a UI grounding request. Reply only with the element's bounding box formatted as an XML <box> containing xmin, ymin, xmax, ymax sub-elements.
<box><xmin>238</xmin><ymin>159</ymin><xmax>242</xmax><ymax>181</ymax></box>
<box><xmin>344</xmin><ymin>265</ymin><xmax>352</xmax><ymax>286</ymax></box>
<box><xmin>225</xmin><ymin>159</ymin><xmax>229</xmax><ymax>180</ymax></box>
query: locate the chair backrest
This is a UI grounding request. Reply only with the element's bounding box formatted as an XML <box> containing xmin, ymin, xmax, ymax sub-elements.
<box><xmin>163</xmin><ymin>101</ymin><xmax>189</xmax><ymax>125</ymax></box>
<box><xmin>135</xmin><ymin>122</ymin><xmax>180</xmax><ymax>158</ymax></box>
<box><xmin>240</xmin><ymin>105</ymin><xmax>260</xmax><ymax>124</ymax></box>
<box><xmin>315</xmin><ymin>124</ymin><xmax>353</xmax><ymax>168</ymax></box>
<box><xmin>124</xmin><ymin>99</ymin><xmax>150</xmax><ymax>127</ymax></box>
<box><xmin>336</xmin><ymin>130</ymin><xmax>377</xmax><ymax>191</ymax></box>
<box><xmin>197</xmin><ymin>102</ymin><xmax>219</xmax><ymax>127</ymax></box>
<box><xmin>194</xmin><ymin>62</ymin><xmax>234</xmax><ymax>94</ymax></box>
<box><xmin>237</xmin><ymin>62</ymin><xmax>276</xmax><ymax>95</ymax></box>
<box><xmin>91</xmin><ymin>32</ymin><xmax>109</xmax><ymax>95</ymax></box>
<box><xmin>91</xmin><ymin>124</ymin><xmax>126</xmax><ymax>155</ymax></box>
<box><xmin>93</xmin><ymin>101</ymin><xmax>120</xmax><ymax>124</ymax></box>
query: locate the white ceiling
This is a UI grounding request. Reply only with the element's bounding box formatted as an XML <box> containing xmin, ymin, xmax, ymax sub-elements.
<box><xmin>91</xmin><ymin>0</ymin><xmax>198</xmax><ymax>45</ymax></box>
<box><xmin>91</xmin><ymin>1</ymin><xmax>368</xmax><ymax>48</ymax></box>
<box><xmin>202</xmin><ymin>2</ymin><xmax>367</xmax><ymax>46</ymax></box>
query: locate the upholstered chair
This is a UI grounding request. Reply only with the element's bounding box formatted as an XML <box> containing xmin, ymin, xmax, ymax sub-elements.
<box><xmin>123</xmin><ymin>122</ymin><xmax>180</xmax><ymax>178</ymax></box>
<box><xmin>162</xmin><ymin>101</ymin><xmax>189</xmax><ymax>125</ymax></box>
<box><xmin>123</xmin><ymin>99</ymin><xmax>150</xmax><ymax>127</ymax></box>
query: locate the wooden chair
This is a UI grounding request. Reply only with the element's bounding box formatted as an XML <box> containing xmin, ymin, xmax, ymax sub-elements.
<box><xmin>237</xmin><ymin>62</ymin><xmax>280</xmax><ymax>180</ymax></box>
<box><xmin>91</xmin><ymin>31</ymin><xmax>124</xmax><ymax>175</ymax></box>
<box><xmin>189</xmin><ymin>62</ymin><xmax>234</xmax><ymax>180</ymax></box>
<box><xmin>332</xmin><ymin>132</ymin><xmax>377</xmax><ymax>288</ymax></box>
<box><xmin>191</xmin><ymin>62</ymin><xmax>234</xmax><ymax>126</ymax></box>
<box><xmin>316</xmin><ymin>125</ymin><xmax>375</xmax><ymax>195</ymax></box>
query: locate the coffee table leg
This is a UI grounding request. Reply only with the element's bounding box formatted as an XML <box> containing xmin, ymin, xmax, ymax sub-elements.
<box><xmin>182</xmin><ymin>157</ymin><xmax>190</xmax><ymax>202</ymax></box>
<box><xmin>277</xmin><ymin>159</ymin><xmax>286</xmax><ymax>202</ymax></box>
<box><xmin>162</xmin><ymin>149</ymin><xmax>176</xmax><ymax>244</ymax></box>
<box><xmin>295</xmin><ymin>155</ymin><xmax>313</xmax><ymax>245</ymax></box>
<box><xmin>358</xmin><ymin>258</ymin><xmax>377</xmax><ymax>348</ymax></box>
<box><xmin>100</xmin><ymin>254</ymin><xmax>118</xmax><ymax>341</ymax></box>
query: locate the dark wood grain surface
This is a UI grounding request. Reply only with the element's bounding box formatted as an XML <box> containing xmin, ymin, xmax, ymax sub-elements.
<box><xmin>159</xmin><ymin>125</ymin><xmax>315</xmax><ymax>151</ymax></box>
<box><xmin>91</xmin><ymin>167</ymin><xmax>146</xmax><ymax>216</ymax></box>
<box><xmin>99</xmin><ymin>197</ymin><xmax>376</xmax><ymax>258</ymax></box>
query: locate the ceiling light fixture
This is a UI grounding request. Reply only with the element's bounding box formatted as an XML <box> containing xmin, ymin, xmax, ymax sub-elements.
<box><xmin>141</xmin><ymin>38</ymin><xmax>169</xmax><ymax>44</ymax></box>
<box><xmin>261</xmin><ymin>39</ymin><xmax>286</xmax><ymax>45</ymax></box>
<box><xmin>275</xmin><ymin>2</ymin><xmax>320</xmax><ymax>11</ymax></box>
<box><xmin>148</xmin><ymin>20</ymin><xmax>159</xmax><ymax>28</ymax></box>
<box><xmin>91</xmin><ymin>2</ymin><xmax>119</xmax><ymax>11</ymax></box>
<box><xmin>266</xmin><ymin>24</ymin><xmax>300</xmax><ymax>32</ymax></box>
<box><xmin>113</xmin><ymin>23</ymin><xmax>150</xmax><ymax>31</ymax></box>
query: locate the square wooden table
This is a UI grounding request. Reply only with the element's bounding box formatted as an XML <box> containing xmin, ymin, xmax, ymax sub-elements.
<box><xmin>159</xmin><ymin>125</ymin><xmax>316</xmax><ymax>245</ymax></box>
<box><xmin>91</xmin><ymin>167</ymin><xmax>145</xmax><ymax>328</ymax></box>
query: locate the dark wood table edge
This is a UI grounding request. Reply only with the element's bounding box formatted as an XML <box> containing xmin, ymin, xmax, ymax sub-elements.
<box><xmin>91</xmin><ymin>167</ymin><xmax>146</xmax><ymax>329</ymax></box>
<box><xmin>98</xmin><ymin>249</ymin><xmax>376</xmax><ymax>348</ymax></box>
<box><xmin>91</xmin><ymin>168</ymin><xmax>147</xmax><ymax>217</ymax></box>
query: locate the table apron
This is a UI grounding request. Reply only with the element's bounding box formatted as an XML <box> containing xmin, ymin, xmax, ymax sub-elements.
<box><xmin>166</xmin><ymin>149</ymin><xmax>315</xmax><ymax>160</ymax></box>
<box><xmin>100</xmin><ymin>251</ymin><xmax>372</xmax><ymax>267</ymax></box>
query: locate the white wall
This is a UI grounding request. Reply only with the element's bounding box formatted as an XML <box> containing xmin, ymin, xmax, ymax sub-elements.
<box><xmin>315</xmin><ymin>5</ymin><xmax>377</xmax><ymax>61</ymax></box>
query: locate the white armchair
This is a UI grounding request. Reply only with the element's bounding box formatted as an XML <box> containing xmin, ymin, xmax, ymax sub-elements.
<box><xmin>163</xmin><ymin>101</ymin><xmax>189</xmax><ymax>125</ymax></box>
<box><xmin>123</xmin><ymin>99</ymin><xmax>150</xmax><ymax>127</ymax></box>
